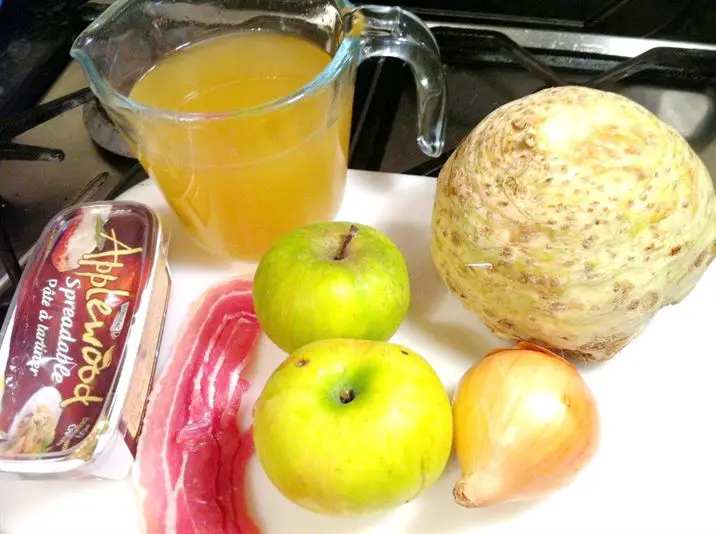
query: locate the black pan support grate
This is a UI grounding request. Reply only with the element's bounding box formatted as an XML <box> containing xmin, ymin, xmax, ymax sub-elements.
<box><xmin>348</xmin><ymin>26</ymin><xmax>716</xmax><ymax>177</ymax></box>
<box><xmin>0</xmin><ymin>87</ymin><xmax>96</xmax><ymax>291</ymax></box>
<box><xmin>0</xmin><ymin>87</ymin><xmax>143</xmax><ymax>315</ymax></box>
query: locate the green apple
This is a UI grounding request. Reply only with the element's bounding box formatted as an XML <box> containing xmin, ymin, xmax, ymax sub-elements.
<box><xmin>252</xmin><ymin>221</ymin><xmax>410</xmax><ymax>353</ymax></box>
<box><xmin>252</xmin><ymin>338</ymin><xmax>453</xmax><ymax>516</ymax></box>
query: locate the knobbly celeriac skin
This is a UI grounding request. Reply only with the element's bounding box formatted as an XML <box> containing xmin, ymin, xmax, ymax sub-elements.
<box><xmin>431</xmin><ymin>85</ymin><xmax>716</xmax><ymax>361</ymax></box>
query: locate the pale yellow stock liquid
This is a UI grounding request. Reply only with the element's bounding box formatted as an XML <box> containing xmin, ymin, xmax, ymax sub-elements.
<box><xmin>129</xmin><ymin>32</ymin><xmax>353</xmax><ymax>259</ymax></box>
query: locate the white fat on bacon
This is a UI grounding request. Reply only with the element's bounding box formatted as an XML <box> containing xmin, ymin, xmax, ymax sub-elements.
<box><xmin>135</xmin><ymin>277</ymin><xmax>262</xmax><ymax>534</ymax></box>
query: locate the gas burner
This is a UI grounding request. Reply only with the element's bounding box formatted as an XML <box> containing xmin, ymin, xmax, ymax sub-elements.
<box><xmin>0</xmin><ymin>82</ymin><xmax>137</xmax><ymax>161</ymax></box>
<box><xmin>0</xmin><ymin>88</ymin><xmax>95</xmax><ymax>162</ymax></box>
<box><xmin>82</xmin><ymin>98</ymin><xmax>134</xmax><ymax>159</ymax></box>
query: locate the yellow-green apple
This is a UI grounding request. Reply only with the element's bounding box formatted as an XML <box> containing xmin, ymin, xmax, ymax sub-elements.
<box><xmin>252</xmin><ymin>221</ymin><xmax>410</xmax><ymax>353</ymax></box>
<box><xmin>252</xmin><ymin>338</ymin><xmax>453</xmax><ymax>516</ymax></box>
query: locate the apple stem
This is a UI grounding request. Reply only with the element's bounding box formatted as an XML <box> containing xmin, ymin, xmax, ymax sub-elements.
<box><xmin>339</xmin><ymin>389</ymin><xmax>356</xmax><ymax>404</ymax></box>
<box><xmin>334</xmin><ymin>224</ymin><xmax>359</xmax><ymax>261</ymax></box>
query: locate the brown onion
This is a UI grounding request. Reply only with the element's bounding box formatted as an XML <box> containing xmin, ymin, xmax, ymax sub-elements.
<box><xmin>452</xmin><ymin>342</ymin><xmax>600</xmax><ymax>507</ymax></box>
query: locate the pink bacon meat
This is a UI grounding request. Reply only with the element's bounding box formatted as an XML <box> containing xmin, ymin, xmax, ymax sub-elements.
<box><xmin>136</xmin><ymin>277</ymin><xmax>261</xmax><ymax>534</ymax></box>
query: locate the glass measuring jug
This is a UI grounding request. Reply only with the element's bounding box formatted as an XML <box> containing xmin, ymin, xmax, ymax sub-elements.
<box><xmin>71</xmin><ymin>0</ymin><xmax>446</xmax><ymax>260</ymax></box>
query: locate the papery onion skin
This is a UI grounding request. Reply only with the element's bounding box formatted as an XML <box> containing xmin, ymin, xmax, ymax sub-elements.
<box><xmin>430</xmin><ymin>85</ymin><xmax>716</xmax><ymax>362</ymax></box>
<box><xmin>452</xmin><ymin>342</ymin><xmax>599</xmax><ymax>508</ymax></box>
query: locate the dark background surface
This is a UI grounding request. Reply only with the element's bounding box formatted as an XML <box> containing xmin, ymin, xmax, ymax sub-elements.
<box><xmin>366</xmin><ymin>0</ymin><xmax>716</xmax><ymax>41</ymax></box>
<box><xmin>0</xmin><ymin>0</ymin><xmax>90</xmax><ymax>115</ymax></box>
<box><xmin>2</xmin><ymin>0</ymin><xmax>716</xmax><ymax>116</ymax></box>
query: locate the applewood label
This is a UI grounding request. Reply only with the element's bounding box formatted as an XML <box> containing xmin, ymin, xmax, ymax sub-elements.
<box><xmin>0</xmin><ymin>206</ymin><xmax>151</xmax><ymax>456</ymax></box>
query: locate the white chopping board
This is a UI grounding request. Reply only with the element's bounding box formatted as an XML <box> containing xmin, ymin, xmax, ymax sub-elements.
<box><xmin>1</xmin><ymin>169</ymin><xmax>715</xmax><ymax>534</ymax></box>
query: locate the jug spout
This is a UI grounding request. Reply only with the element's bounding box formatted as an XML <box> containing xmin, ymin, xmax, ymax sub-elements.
<box><xmin>69</xmin><ymin>45</ymin><xmax>101</xmax><ymax>98</ymax></box>
<box><xmin>71</xmin><ymin>0</ymin><xmax>212</xmax><ymax>110</ymax></box>
<box><xmin>70</xmin><ymin>31</ymin><xmax>103</xmax><ymax>103</ymax></box>
<box><xmin>70</xmin><ymin>0</ymin><xmax>139</xmax><ymax>107</ymax></box>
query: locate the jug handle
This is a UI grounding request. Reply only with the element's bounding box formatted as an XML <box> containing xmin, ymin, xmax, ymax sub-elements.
<box><xmin>346</xmin><ymin>5</ymin><xmax>446</xmax><ymax>158</ymax></box>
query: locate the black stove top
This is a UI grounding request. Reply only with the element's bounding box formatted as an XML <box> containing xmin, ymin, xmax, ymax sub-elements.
<box><xmin>0</xmin><ymin>0</ymin><xmax>91</xmax><ymax>115</ymax></box>
<box><xmin>369</xmin><ymin>0</ymin><xmax>716</xmax><ymax>44</ymax></box>
<box><xmin>349</xmin><ymin>25</ymin><xmax>716</xmax><ymax>176</ymax></box>
<box><xmin>2</xmin><ymin>0</ymin><xmax>716</xmax><ymax>118</ymax></box>
<box><xmin>0</xmin><ymin>0</ymin><xmax>716</xmax><ymax>323</ymax></box>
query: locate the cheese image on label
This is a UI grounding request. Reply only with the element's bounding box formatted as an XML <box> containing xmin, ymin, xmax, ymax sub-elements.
<box><xmin>3</xmin><ymin>387</ymin><xmax>62</xmax><ymax>455</ymax></box>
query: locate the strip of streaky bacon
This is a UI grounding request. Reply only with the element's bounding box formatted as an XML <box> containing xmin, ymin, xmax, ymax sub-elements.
<box><xmin>135</xmin><ymin>277</ymin><xmax>262</xmax><ymax>534</ymax></box>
